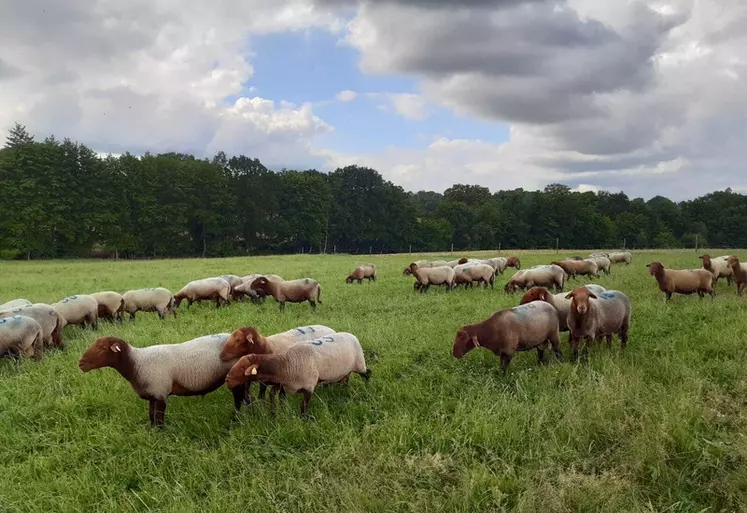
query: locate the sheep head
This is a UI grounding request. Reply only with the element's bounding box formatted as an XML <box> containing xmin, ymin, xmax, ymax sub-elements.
<box><xmin>565</xmin><ymin>286</ymin><xmax>597</xmax><ymax>315</ymax></box>
<box><xmin>79</xmin><ymin>336</ymin><xmax>127</xmax><ymax>372</ymax></box>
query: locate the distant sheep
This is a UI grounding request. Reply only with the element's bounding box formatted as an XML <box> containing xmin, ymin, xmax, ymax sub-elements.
<box><xmin>699</xmin><ymin>254</ymin><xmax>733</xmax><ymax>286</ymax></box>
<box><xmin>504</xmin><ymin>265</ymin><xmax>565</xmax><ymax>293</ymax></box>
<box><xmin>482</xmin><ymin>257</ymin><xmax>508</xmax><ymax>275</ymax></box>
<box><xmin>453</xmin><ymin>263</ymin><xmax>495</xmax><ymax>289</ymax></box>
<box><xmin>452</xmin><ymin>301</ymin><xmax>562</xmax><ymax>373</ymax></box>
<box><xmin>646</xmin><ymin>261</ymin><xmax>715</xmax><ymax>301</ymax></box>
<box><xmin>506</xmin><ymin>256</ymin><xmax>521</xmax><ymax>270</ymax></box>
<box><xmin>174</xmin><ymin>278</ymin><xmax>231</xmax><ymax>309</ymax></box>
<box><xmin>0</xmin><ymin>299</ymin><xmax>32</xmax><ymax>310</ymax></box>
<box><xmin>215</xmin><ymin>275</ymin><xmax>245</xmax><ymax>301</ymax></box>
<box><xmin>587</xmin><ymin>256</ymin><xmax>611</xmax><ymax>276</ymax></box>
<box><xmin>346</xmin><ymin>264</ymin><xmax>377</xmax><ymax>284</ymax></box>
<box><xmin>726</xmin><ymin>256</ymin><xmax>747</xmax><ymax>296</ymax></box>
<box><xmin>52</xmin><ymin>295</ymin><xmax>99</xmax><ymax>329</ymax></box>
<box><xmin>552</xmin><ymin>259</ymin><xmax>599</xmax><ymax>280</ymax></box>
<box><xmin>409</xmin><ymin>263</ymin><xmax>455</xmax><ymax>292</ymax></box>
<box><xmin>251</xmin><ymin>277</ymin><xmax>322</xmax><ymax>311</ymax></box>
<box><xmin>565</xmin><ymin>287</ymin><xmax>631</xmax><ymax>360</ymax></box>
<box><xmin>608</xmin><ymin>251</ymin><xmax>632</xmax><ymax>265</ymax></box>
<box><xmin>90</xmin><ymin>291</ymin><xmax>125</xmax><ymax>322</ymax></box>
<box><xmin>122</xmin><ymin>287</ymin><xmax>175</xmax><ymax>320</ymax></box>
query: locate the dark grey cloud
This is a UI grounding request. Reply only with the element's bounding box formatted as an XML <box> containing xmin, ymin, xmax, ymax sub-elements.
<box><xmin>0</xmin><ymin>59</ymin><xmax>20</xmax><ymax>80</ymax></box>
<box><xmin>316</xmin><ymin>0</ymin><xmax>548</xmax><ymax>8</ymax></box>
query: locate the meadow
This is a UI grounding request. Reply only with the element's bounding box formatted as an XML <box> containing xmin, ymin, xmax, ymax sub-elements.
<box><xmin>1</xmin><ymin>250</ymin><xmax>746</xmax><ymax>512</ymax></box>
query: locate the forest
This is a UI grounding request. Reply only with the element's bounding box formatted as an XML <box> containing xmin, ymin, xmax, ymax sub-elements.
<box><xmin>0</xmin><ymin>123</ymin><xmax>743</xmax><ymax>259</ymax></box>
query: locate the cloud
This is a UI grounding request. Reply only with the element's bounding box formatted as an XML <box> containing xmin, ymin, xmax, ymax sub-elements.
<box><xmin>310</xmin><ymin>0</ymin><xmax>747</xmax><ymax>200</ymax></box>
<box><xmin>0</xmin><ymin>0</ymin><xmax>341</xmax><ymax>165</ymax></box>
<box><xmin>336</xmin><ymin>89</ymin><xmax>358</xmax><ymax>102</ymax></box>
<box><xmin>386</xmin><ymin>93</ymin><xmax>428</xmax><ymax>120</ymax></box>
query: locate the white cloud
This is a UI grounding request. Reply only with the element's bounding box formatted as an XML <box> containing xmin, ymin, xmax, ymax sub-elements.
<box><xmin>387</xmin><ymin>93</ymin><xmax>428</xmax><ymax>120</ymax></box>
<box><xmin>336</xmin><ymin>89</ymin><xmax>358</xmax><ymax>102</ymax></box>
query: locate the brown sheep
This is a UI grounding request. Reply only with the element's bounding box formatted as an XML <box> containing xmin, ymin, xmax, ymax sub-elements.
<box><xmin>646</xmin><ymin>261</ymin><xmax>715</xmax><ymax>301</ymax></box>
<box><xmin>726</xmin><ymin>256</ymin><xmax>747</xmax><ymax>296</ymax></box>
<box><xmin>506</xmin><ymin>256</ymin><xmax>521</xmax><ymax>270</ymax></box>
<box><xmin>346</xmin><ymin>264</ymin><xmax>377</xmax><ymax>284</ymax></box>
<box><xmin>251</xmin><ymin>277</ymin><xmax>322</xmax><ymax>311</ymax></box>
<box><xmin>452</xmin><ymin>301</ymin><xmax>562</xmax><ymax>374</ymax></box>
<box><xmin>565</xmin><ymin>287</ymin><xmax>631</xmax><ymax>360</ymax></box>
<box><xmin>552</xmin><ymin>259</ymin><xmax>599</xmax><ymax>280</ymax></box>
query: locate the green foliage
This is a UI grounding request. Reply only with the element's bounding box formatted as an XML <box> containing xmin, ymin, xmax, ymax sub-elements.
<box><xmin>0</xmin><ymin>124</ymin><xmax>745</xmax><ymax>258</ymax></box>
<box><xmin>1</xmin><ymin>250</ymin><xmax>747</xmax><ymax>511</ymax></box>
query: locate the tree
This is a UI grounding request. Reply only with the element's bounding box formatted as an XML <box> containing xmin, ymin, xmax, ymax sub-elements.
<box><xmin>5</xmin><ymin>122</ymin><xmax>34</xmax><ymax>148</ymax></box>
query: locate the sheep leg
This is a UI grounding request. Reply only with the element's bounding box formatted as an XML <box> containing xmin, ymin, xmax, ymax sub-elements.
<box><xmin>300</xmin><ymin>389</ymin><xmax>312</xmax><ymax>419</ymax></box>
<box><xmin>244</xmin><ymin>382</ymin><xmax>253</xmax><ymax>405</ymax></box>
<box><xmin>129</xmin><ymin>312</ymin><xmax>136</xmax><ymax>321</ymax></box>
<box><xmin>152</xmin><ymin>400</ymin><xmax>167</xmax><ymax>428</ymax></box>
<box><xmin>358</xmin><ymin>369</ymin><xmax>372</xmax><ymax>381</ymax></box>
<box><xmin>279</xmin><ymin>302</ymin><xmax>285</xmax><ymax>312</ymax></box>
<box><xmin>605</xmin><ymin>334</ymin><xmax>613</xmax><ymax>348</ymax></box>
<box><xmin>536</xmin><ymin>347</ymin><xmax>546</xmax><ymax>365</ymax></box>
<box><xmin>499</xmin><ymin>353</ymin><xmax>512</xmax><ymax>375</ymax></box>
<box><xmin>309</xmin><ymin>299</ymin><xmax>317</xmax><ymax>310</ymax></box>
<box><xmin>665</xmin><ymin>292</ymin><xmax>672</xmax><ymax>302</ymax></box>
<box><xmin>231</xmin><ymin>385</ymin><xmax>246</xmax><ymax>413</ymax></box>
<box><xmin>259</xmin><ymin>382</ymin><xmax>267</xmax><ymax>400</ymax></box>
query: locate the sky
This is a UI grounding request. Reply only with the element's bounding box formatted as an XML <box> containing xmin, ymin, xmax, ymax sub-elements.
<box><xmin>0</xmin><ymin>0</ymin><xmax>745</xmax><ymax>200</ymax></box>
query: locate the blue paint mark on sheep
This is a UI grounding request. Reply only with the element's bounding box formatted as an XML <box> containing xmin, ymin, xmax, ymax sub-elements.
<box><xmin>512</xmin><ymin>303</ymin><xmax>537</xmax><ymax>316</ymax></box>
<box><xmin>61</xmin><ymin>296</ymin><xmax>78</xmax><ymax>303</ymax></box>
<box><xmin>311</xmin><ymin>336</ymin><xmax>335</xmax><ymax>346</ymax></box>
<box><xmin>296</xmin><ymin>328</ymin><xmax>306</xmax><ymax>334</ymax></box>
<box><xmin>599</xmin><ymin>292</ymin><xmax>616</xmax><ymax>300</ymax></box>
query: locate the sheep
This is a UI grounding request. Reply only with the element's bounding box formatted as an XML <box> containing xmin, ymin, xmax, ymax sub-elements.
<box><xmin>219</xmin><ymin>324</ymin><xmax>337</xmax><ymax>407</ymax></box>
<box><xmin>452</xmin><ymin>301</ymin><xmax>562</xmax><ymax>374</ymax></box>
<box><xmin>251</xmin><ymin>277</ymin><xmax>322</xmax><ymax>311</ymax></box>
<box><xmin>346</xmin><ymin>264</ymin><xmax>377</xmax><ymax>284</ymax></box>
<box><xmin>453</xmin><ymin>266</ymin><xmax>475</xmax><ymax>289</ymax></box>
<box><xmin>403</xmin><ymin>260</ymin><xmax>433</xmax><ymax>276</ymax></box>
<box><xmin>565</xmin><ymin>287</ymin><xmax>631</xmax><ymax>360</ymax></box>
<box><xmin>0</xmin><ymin>315</ymin><xmax>44</xmax><ymax>359</ymax></box>
<box><xmin>52</xmin><ymin>294</ymin><xmax>99</xmax><ymax>329</ymax></box>
<box><xmin>0</xmin><ymin>303</ymin><xmax>66</xmax><ymax>349</ymax></box>
<box><xmin>90</xmin><ymin>291</ymin><xmax>125</xmax><ymax>323</ymax></box>
<box><xmin>726</xmin><ymin>256</ymin><xmax>747</xmax><ymax>296</ymax></box>
<box><xmin>453</xmin><ymin>263</ymin><xmax>495</xmax><ymax>289</ymax></box>
<box><xmin>504</xmin><ymin>265</ymin><xmax>565</xmax><ymax>294</ymax></box>
<box><xmin>482</xmin><ymin>257</ymin><xmax>508</xmax><ymax>275</ymax></box>
<box><xmin>519</xmin><ymin>284</ymin><xmax>607</xmax><ymax>333</ymax></box>
<box><xmin>587</xmin><ymin>256</ymin><xmax>611</xmax><ymax>275</ymax></box>
<box><xmin>506</xmin><ymin>256</ymin><xmax>521</xmax><ymax>270</ymax></box>
<box><xmin>589</xmin><ymin>252</ymin><xmax>609</xmax><ymax>258</ymax></box>
<box><xmin>224</xmin><ymin>332</ymin><xmax>371</xmax><ymax>418</ymax></box>
<box><xmin>608</xmin><ymin>251</ymin><xmax>632</xmax><ymax>265</ymax></box>
<box><xmin>409</xmin><ymin>263</ymin><xmax>455</xmax><ymax>293</ymax></box>
<box><xmin>445</xmin><ymin>259</ymin><xmax>464</xmax><ymax>268</ymax></box>
<box><xmin>699</xmin><ymin>254</ymin><xmax>733</xmax><ymax>286</ymax></box>
<box><xmin>646</xmin><ymin>261</ymin><xmax>715</xmax><ymax>301</ymax></box>
<box><xmin>174</xmin><ymin>278</ymin><xmax>231</xmax><ymax>309</ymax></box>
<box><xmin>122</xmin><ymin>287</ymin><xmax>175</xmax><ymax>320</ymax></box>
<box><xmin>237</xmin><ymin>274</ymin><xmax>283</xmax><ymax>302</ymax></box>
<box><xmin>0</xmin><ymin>299</ymin><xmax>32</xmax><ymax>310</ymax></box>
<box><xmin>78</xmin><ymin>334</ymin><xmax>240</xmax><ymax>428</ymax></box>
<box><xmin>214</xmin><ymin>275</ymin><xmax>244</xmax><ymax>301</ymax></box>
<box><xmin>551</xmin><ymin>259</ymin><xmax>599</xmax><ymax>280</ymax></box>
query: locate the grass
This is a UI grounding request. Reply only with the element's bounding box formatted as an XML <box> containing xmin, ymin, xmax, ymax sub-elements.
<box><xmin>1</xmin><ymin>250</ymin><xmax>747</xmax><ymax>512</ymax></box>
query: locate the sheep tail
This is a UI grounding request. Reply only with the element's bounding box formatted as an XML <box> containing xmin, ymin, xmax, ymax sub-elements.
<box><xmin>316</xmin><ymin>284</ymin><xmax>323</xmax><ymax>304</ymax></box>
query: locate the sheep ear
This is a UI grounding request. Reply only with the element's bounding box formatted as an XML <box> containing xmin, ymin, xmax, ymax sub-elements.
<box><xmin>245</xmin><ymin>333</ymin><xmax>254</xmax><ymax>344</ymax></box>
<box><xmin>471</xmin><ymin>336</ymin><xmax>480</xmax><ymax>347</ymax></box>
<box><xmin>111</xmin><ymin>343</ymin><xmax>121</xmax><ymax>353</ymax></box>
<box><xmin>698</xmin><ymin>256</ymin><xmax>703</xmax><ymax>260</ymax></box>
<box><xmin>244</xmin><ymin>365</ymin><xmax>258</xmax><ymax>376</ymax></box>
<box><xmin>589</xmin><ymin>292</ymin><xmax>598</xmax><ymax>299</ymax></box>
<box><xmin>564</xmin><ymin>291</ymin><xmax>574</xmax><ymax>299</ymax></box>
<box><xmin>539</xmin><ymin>291</ymin><xmax>546</xmax><ymax>301</ymax></box>
<box><xmin>645</xmin><ymin>263</ymin><xmax>650</xmax><ymax>267</ymax></box>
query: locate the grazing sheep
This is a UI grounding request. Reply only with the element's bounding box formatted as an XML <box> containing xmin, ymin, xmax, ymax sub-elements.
<box><xmin>646</xmin><ymin>262</ymin><xmax>715</xmax><ymax>301</ymax></box>
<box><xmin>237</xmin><ymin>274</ymin><xmax>284</xmax><ymax>302</ymax></box>
<box><xmin>552</xmin><ymin>259</ymin><xmax>599</xmax><ymax>280</ymax></box>
<box><xmin>78</xmin><ymin>334</ymin><xmax>240</xmax><ymax>428</ymax></box>
<box><xmin>346</xmin><ymin>264</ymin><xmax>377</xmax><ymax>284</ymax></box>
<box><xmin>587</xmin><ymin>256</ymin><xmax>611</xmax><ymax>275</ymax></box>
<box><xmin>174</xmin><ymin>278</ymin><xmax>231</xmax><ymax>309</ymax></box>
<box><xmin>90</xmin><ymin>291</ymin><xmax>125</xmax><ymax>322</ymax></box>
<box><xmin>482</xmin><ymin>257</ymin><xmax>509</xmax><ymax>275</ymax></box>
<box><xmin>122</xmin><ymin>287</ymin><xmax>175</xmax><ymax>320</ymax></box>
<box><xmin>215</xmin><ymin>275</ymin><xmax>245</xmax><ymax>301</ymax></box>
<box><xmin>452</xmin><ymin>301</ymin><xmax>561</xmax><ymax>374</ymax></box>
<box><xmin>0</xmin><ymin>299</ymin><xmax>32</xmax><ymax>310</ymax></box>
<box><xmin>251</xmin><ymin>277</ymin><xmax>322</xmax><ymax>311</ymax></box>
<box><xmin>726</xmin><ymin>256</ymin><xmax>747</xmax><ymax>296</ymax></box>
<box><xmin>224</xmin><ymin>332</ymin><xmax>371</xmax><ymax>418</ymax></box>
<box><xmin>519</xmin><ymin>284</ymin><xmax>607</xmax><ymax>333</ymax></box>
<box><xmin>52</xmin><ymin>295</ymin><xmax>99</xmax><ymax>329</ymax></box>
<box><xmin>0</xmin><ymin>315</ymin><xmax>44</xmax><ymax>359</ymax></box>
<box><xmin>403</xmin><ymin>260</ymin><xmax>433</xmax><ymax>276</ymax></box>
<box><xmin>506</xmin><ymin>256</ymin><xmax>521</xmax><ymax>270</ymax></box>
<box><xmin>699</xmin><ymin>254</ymin><xmax>733</xmax><ymax>286</ymax></box>
<box><xmin>565</xmin><ymin>287</ymin><xmax>631</xmax><ymax>359</ymax></box>
<box><xmin>589</xmin><ymin>252</ymin><xmax>609</xmax><ymax>258</ymax></box>
<box><xmin>0</xmin><ymin>303</ymin><xmax>66</xmax><ymax>349</ymax></box>
<box><xmin>504</xmin><ymin>265</ymin><xmax>565</xmax><ymax>294</ymax></box>
<box><xmin>453</xmin><ymin>263</ymin><xmax>495</xmax><ymax>289</ymax></box>
<box><xmin>445</xmin><ymin>259</ymin><xmax>464</xmax><ymax>268</ymax></box>
<box><xmin>608</xmin><ymin>251</ymin><xmax>632</xmax><ymax>265</ymax></box>
<box><xmin>409</xmin><ymin>263</ymin><xmax>455</xmax><ymax>293</ymax></box>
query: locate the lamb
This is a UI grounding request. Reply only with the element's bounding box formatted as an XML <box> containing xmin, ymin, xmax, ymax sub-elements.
<box><xmin>587</xmin><ymin>256</ymin><xmax>611</xmax><ymax>275</ymax></box>
<box><xmin>409</xmin><ymin>263</ymin><xmax>455</xmax><ymax>293</ymax></box>
<box><xmin>215</xmin><ymin>275</ymin><xmax>245</xmax><ymax>301</ymax></box>
<box><xmin>504</xmin><ymin>265</ymin><xmax>565</xmax><ymax>293</ymax></box>
<box><xmin>224</xmin><ymin>332</ymin><xmax>371</xmax><ymax>418</ymax></box>
<box><xmin>174</xmin><ymin>277</ymin><xmax>231</xmax><ymax>309</ymax></box>
<box><xmin>122</xmin><ymin>287</ymin><xmax>176</xmax><ymax>320</ymax></box>
<box><xmin>646</xmin><ymin>261</ymin><xmax>715</xmax><ymax>301</ymax></box>
<box><xmin>453</xmin><ymin>263</ymin><xmax>495</xmax><ymax>289</ymax></box>
<box><xmin>608</xmin><ymin>251</ymin><xmax>632</xmax><ymax>265</ymax></box>
<box><xmin>90</xmin><ymin>291</ymin><xmax>125</xmax><ymax>322</ymax></box>
<box><xmin>251</xmin><ymin>277</ymin><xmax>322</xmax><ymax>311</ymax></box>
<box><xmin>0</xmin><ymin>299</ymin><xmax>32</xmax><ymax>310</ymax></box>
<box><xmin>519</xmin><ymin>284</ymin><xmax>607</xmax><ymax>332</ymax></box>
<box><xmin>52</xmin><ymin>294</ymin><xmax>99</xmax><ymax>329</ymax></box>
<box><xmin>0</xmin><ymin>315</ymin><xmax>44</xmax><ymax>359</ymax></box>
<box><xmin>551</xmin><ymin>259</ymin><xmax>599</xmax><ymax>280</ymax></box>
<box><xmin>452</xmin><ymin>301</ymin><xmax>562</xmax><ymax>374</ymax></box>
<box><xmin>699</xmin><ymin>254</ymin><xmax>733</xmax><ymax>286</ymax></box>
<box><xmin>0</xmin><ymin>303</ymin><xmax>66</xmax><ymax>349</ymax></box>
<box><xmin>565</xmin><ymin>287</ymin><xmax>631</xmax><ymax>359</ymax></box>
<box><xmin>346</xmin><ymin>264</ymin><xmax>377</xmax><ymax>284</ymax></box>
<box><xmin>726</xmin><ymin>256</ymin><xmax>747</xmax><ymax>296</ymax></box>
<box><xmin>78</xmin><ymin>334</ymin><xmax>240</xmax><ymax>428</ymax></box>
<box><xmin>506</xmin><ymin>256</ymin><xmax>521</xmax><ymax>270</ymax></box>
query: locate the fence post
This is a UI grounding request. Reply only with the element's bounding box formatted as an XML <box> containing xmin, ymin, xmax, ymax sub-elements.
<box><xmin>498</xmin><ymin>242</ymin><xmax>501</xmax><ymax>253</ymax></box>
<box><xmin>409</xmin><ymin>244</ymin><xmax>412</xmax><ymax>256</ymax></box>
<box><xmin>369</xmin><ymin>245</ymin><xmax>372</xmax><ymax>256</ymax></box>
<box><xmin>695</xmin><ymin>234</ymin><xmax>698</xmax><ymax>252</ymax></box>
<box><xmin>333</xmin><ymin>245</ymin><xmax>336</xmax><ymax>254</ymax></box>
<box><xmin>555</xmin><ymin>238</ymin><xmax>559</xmax><ymax>253</ymax></box>
<box><xmin>451</xmin><ymin>243</ymin><xmax>454</xmax><ymax>253</ymax></box>
<box><xmin>623</xmin><ymin>238</ymin><xmax>626</xmax><ymax>249</ymax></box>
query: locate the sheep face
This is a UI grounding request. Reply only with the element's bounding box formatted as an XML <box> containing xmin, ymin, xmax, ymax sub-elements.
<box><xmin>78</xmin><ymin>336</ymin><xmax>126</xmax><ymax>372</ymax></box>
<box><xmin>220</xmin><ymin>327</ymin><xmax>257</xmax><ymax>361</ymax></box>
<box><xmin>457</xmin><ymin>257</ymin><xmax>468</xmax><ymax>265</ymax></box>
<box><xmin>520</xmin><ymin>287</ymin><xmax>548</xmax><ymax>305</ymax></box>
<box><xmin>646</xmin><ymin>261</ymin><xmax>664</xmax><ymax>276</ymax></box>
<box><xmin>565</xmin><ymin>287</ymin><xmax>597</xmax><ymax>315</ymax></box>
<box><xmin>408</xmin><ymin>263</ymin><xmax>419</xmax><ymax>274</ymax></box>
<box><xmin>225</xmin><ymin>356</ymin><xmax>253</xmax><ymax>389</ymax></box>
<box><xmin>250</xmin><ymin>277</ymin><xmax>270</xmax><ymax>292</ymax></box>
<box><xmin>727</xmin><ymin>256</ymin><xmax>740</xmax><ymax>269</ymax></box>
<box><xmin>452</xmin><ymin>329</ymin><xmax>478</xmax><ymax>358</ymax></box>
<box><xmin>507</xmin><ymin>257</ymin><xmax>521</xmax><ymax>270</ymax></box>
<box><xmin>345</xmin><ymin>275</ymin><xmax>355</xmax><ymax>284</ymax></box>
<box><xmin>402</xmin><ymin>267</ymin><xmax>412</xmax><ymax>276</ymax></box>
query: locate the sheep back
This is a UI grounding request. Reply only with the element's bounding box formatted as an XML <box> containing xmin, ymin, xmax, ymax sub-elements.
<box><xmin>0</xmin><ymin>315</ymin><xmax>44</xmax><ymax>358</ymax></box>
<box><xmin>52</xmin><ymin>294</ymin><xmax>99</xmax><ymax>326</ymax></box>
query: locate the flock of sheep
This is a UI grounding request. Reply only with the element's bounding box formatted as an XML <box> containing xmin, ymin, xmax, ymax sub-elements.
<box><xmin>1</xmin><ymin>249</ymin><xmax>742</xmax><ymax>428</ymax></box>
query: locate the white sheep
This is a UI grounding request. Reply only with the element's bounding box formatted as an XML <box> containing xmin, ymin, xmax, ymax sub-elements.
<box><xmin>174</xmin><ymin>277</ymin><xmax>231</xmax><ymax>309</ymax></box>
<box><xmin>0</xmin><ymin>299</ymin><xmax>32</xmax><ymax>310</ymax></box>
<box><xmin>409</xmin><ymin>263</ymin><xmax>455</xmax><ymax>292</ymax></box>
<box><xmin>0</xmin><ymin>315</ymin><xmax>44</xmax><ymax>359</ymax></box>
<box><xmin>90</xmin><ymin>291</ymin><xmax>125</xmax><ymax>322</ymax></box>
<box><xmin>122</xmin><ymin>287</ymin><xmax>176</xmax><ymax>320</ymax></box>
<box><xmin>0</xmin><ymin>303</ymin><xmax>66</xmax><ymax>349</ymax></box>
<box><xmin>52</xmin><ymin>294</ymin><xmax>99</xmax><ymax>329</ymax></box>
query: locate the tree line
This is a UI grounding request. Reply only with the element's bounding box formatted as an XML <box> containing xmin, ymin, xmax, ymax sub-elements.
<box><xmin>0</xmin><ymin>123</ymin><xmax>743</xmax><ymax>259</ymax></box>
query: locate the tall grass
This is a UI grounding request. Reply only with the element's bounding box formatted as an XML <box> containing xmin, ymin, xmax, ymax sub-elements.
<box><xmin>1</xmin><ymin>250</ymin><xmax>746</xmax><ymax>512</ymax></box>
